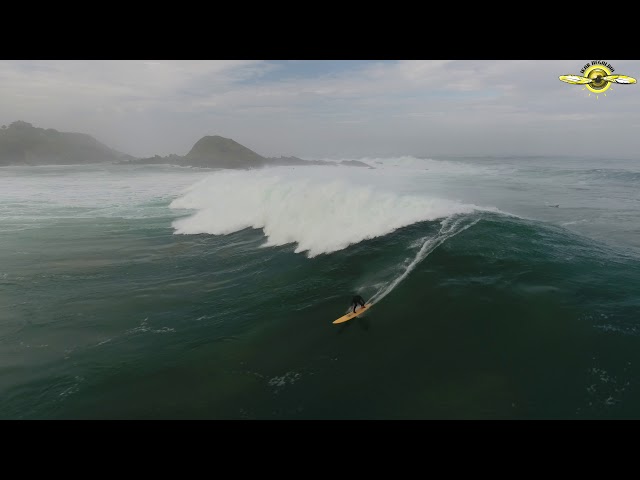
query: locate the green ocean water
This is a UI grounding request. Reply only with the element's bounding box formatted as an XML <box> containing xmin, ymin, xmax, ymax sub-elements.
<box><xmin>1</xmin><ymin>157</ymin><xmax>639</xmax><ymax>419</ymax></box>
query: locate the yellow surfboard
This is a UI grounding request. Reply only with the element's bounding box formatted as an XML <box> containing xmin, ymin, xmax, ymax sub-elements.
<box><xmin>332</xmin><ymin>303</ymin><xmax>373</xmax><ymax>324</ymax></box>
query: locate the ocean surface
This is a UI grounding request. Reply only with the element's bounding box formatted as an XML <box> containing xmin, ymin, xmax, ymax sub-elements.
<box><xmin>1</xmin><ymin>155</ymin><xmax>639</xmax><ymax>419</ymax></box>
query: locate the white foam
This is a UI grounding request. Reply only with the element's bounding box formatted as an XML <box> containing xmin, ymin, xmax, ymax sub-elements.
<box><xmin>0</xmin><ymin>164</ymin><xmax>202</xmax><ymax>221</ymax></box>
<box><xmin>169</xmin><ymin>168</ymin><xmax>488</xmax><ymax>257</ymax></box>
<box><xmin>317</xmin><ymin>155</ymin><xmax>520</xmax><ymax>179</ymax></box>
<box><xmin>268</xmin><ymin>371</ymin><xmax>301</xmax><ymax>388</ymax></box>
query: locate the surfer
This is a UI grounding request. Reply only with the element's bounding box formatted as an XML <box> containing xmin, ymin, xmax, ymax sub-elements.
<box><xmin>351</xmin><ymin>295</ymin><xmax>366</xmax><ymax>313</ymax></box>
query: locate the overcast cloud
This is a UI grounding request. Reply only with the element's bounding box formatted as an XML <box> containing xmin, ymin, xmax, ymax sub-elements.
<box><xmin>1</xmin><ymin>60</ymin><xmax>639</xmax><ymax>159</ymax></box>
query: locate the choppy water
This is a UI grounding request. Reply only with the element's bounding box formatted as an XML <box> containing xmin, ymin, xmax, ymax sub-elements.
<box><xmin>1</xmin><ymin>156</ymin><xmax>639</xmax><ymax>419</ymax></box>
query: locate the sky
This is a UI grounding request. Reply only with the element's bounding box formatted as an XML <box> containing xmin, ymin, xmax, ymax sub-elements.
<box><xmin>1</xmin><ymin>60</ymin><xmax>640</xmax><ymax>160</ymax></box>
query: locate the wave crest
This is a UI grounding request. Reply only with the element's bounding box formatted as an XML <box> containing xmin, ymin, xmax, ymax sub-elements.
<box><xmin>169</xmin><ymin>170</ymin><xmax>490</xmax><ymax>257</ymax></box>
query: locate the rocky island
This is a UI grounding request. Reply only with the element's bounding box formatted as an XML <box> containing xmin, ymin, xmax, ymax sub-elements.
<box><xmin>128</xmin><ymin>135</ymin><xmax>373</xmax><ymax>170</ymax></box>
<box><xmin>0</xmin><ymin>121</ymin><xmax>372</xmax><ymax>170</ymax></box>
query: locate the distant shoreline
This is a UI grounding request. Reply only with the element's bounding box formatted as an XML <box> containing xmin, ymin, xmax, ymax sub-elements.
<box><xmin>0</xmin><ymin>121</ymin><xmax>371</xmax><ymax>170</ymax></box>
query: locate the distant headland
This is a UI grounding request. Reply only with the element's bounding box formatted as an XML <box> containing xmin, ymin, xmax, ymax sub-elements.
<box><xmin>0</xmin><ymin>121</ymin><xmax>372</xmax><ymax>169</ymax></box>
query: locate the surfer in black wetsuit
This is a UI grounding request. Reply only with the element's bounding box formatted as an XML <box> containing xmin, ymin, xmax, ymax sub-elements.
<box><xmin>351</xmin><ymin>295</ymin><xmax>366</xmax><ymax>313</ymax></box>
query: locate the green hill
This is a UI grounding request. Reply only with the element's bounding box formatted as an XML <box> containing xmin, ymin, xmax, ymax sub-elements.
<box><xmin>185</xmin><ymin>135</ymin><xmax>266</xmax><ymax>168</ymax></box>
<box><xmin>0</xmin><ymin>122</ymin><xmax>373</xmax><ymax>170</ymax></box>
<box><xmin>0</xmin><ymin>121</ymin><xmax>127</xmax><ymax>166</ymax></box>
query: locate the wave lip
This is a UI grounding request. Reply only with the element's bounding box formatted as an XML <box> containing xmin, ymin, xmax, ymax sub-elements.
<box><xmin>169</xmin><ymin>170</ymin><xmax>493</xmax><ymax>257</ymax></box>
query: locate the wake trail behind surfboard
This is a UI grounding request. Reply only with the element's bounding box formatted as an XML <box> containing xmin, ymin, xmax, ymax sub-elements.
<box><xmin>368</xmin><ymin>215</ymin><xmax>481</xmax><ymax>305</ymax></box>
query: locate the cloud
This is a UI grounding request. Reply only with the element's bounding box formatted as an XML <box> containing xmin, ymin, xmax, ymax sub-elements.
<box><xmin>1</xmin><ymin>60</ymin><xmax>639</xmax><ymax>158</ymax></box>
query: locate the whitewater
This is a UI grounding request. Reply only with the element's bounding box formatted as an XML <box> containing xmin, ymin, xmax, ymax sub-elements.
<box><xmin>168</xmin><ymin>167</ymin><xmax>496</xmax><ymax>258</ymax></box>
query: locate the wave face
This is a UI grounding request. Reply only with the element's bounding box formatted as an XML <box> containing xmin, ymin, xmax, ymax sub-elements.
<box><xmin>169</xmin><ymin>168</ymin><xmax>495</xmax><ymax>257</ymax></box>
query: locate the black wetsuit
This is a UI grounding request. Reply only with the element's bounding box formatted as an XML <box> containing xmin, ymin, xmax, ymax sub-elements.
<box><xmin>352</xmin><ymin>295</ymin><xmax>366</xmax><ymax>313</ymax></box>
